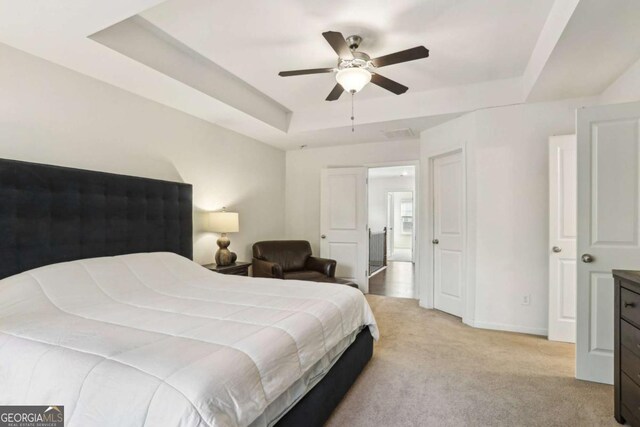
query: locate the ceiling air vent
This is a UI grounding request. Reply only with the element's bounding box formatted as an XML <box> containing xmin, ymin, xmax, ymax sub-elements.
<box><xmin>382</xmin><ymin>128</ymin><xmax>415</xmax><ymax>140</ymax></box>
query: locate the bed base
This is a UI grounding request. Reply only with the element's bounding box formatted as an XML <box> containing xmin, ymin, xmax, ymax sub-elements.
<box><xmin>276</xmin><ymin>328</ymin><xmax>374</xmax><ymax>427</ymax></box>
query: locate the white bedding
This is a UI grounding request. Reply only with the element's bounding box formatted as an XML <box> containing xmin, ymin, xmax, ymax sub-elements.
<box><xmin>0</xmin><ymin>252</ymin><xmax>378</xmax><ymax>427</ymax></box>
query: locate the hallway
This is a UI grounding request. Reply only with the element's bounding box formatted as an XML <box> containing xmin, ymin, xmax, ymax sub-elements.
<box><xmin>388</xmin><ymin>248</ymin><xmax>411</xmax><ymax>262</ymax></box>
<box><xmin>368</xmin><ymin>261</ymin><xmax>415</xmax><ymax>299</ymax></box>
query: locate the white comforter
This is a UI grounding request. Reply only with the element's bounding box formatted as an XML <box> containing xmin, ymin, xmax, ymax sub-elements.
<box><xmin>0</xmin><ymin>252</ymin><xmax>378</xmax><ymax>427</ymax></box>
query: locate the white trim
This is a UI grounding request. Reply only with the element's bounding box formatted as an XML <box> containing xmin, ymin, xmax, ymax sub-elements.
<box><xmin>365</xmin><ymin>160</ymin><xmax>420</xmax><ymax>169</ymax></box>
<box><xmin>471</xmin><ymin>320</ymin><xmax>547</xmax><ymax>337</ymax></box>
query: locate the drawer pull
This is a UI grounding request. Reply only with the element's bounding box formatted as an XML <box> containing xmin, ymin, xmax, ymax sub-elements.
<box><xmin>625</xmin><ymin>301</ymin><xmax>636</xmax><ymax>308</ymax></box>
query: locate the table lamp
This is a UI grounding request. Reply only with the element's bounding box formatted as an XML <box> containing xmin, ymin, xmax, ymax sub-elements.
<box><xmin>208</xmin><ymin>209</ymin><xmax>239</xmax><ymax>266</ymax></box>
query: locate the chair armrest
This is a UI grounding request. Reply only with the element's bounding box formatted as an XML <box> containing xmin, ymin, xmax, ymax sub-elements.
<box><xmin>305</xmin><ymin>256</ymin><xmax>337</xmax><ymax>278</ymax></box>
<box><xmin>252</xmin><ymin>258</ymin><xmax>284</xmax><ymax>279</ymax></box>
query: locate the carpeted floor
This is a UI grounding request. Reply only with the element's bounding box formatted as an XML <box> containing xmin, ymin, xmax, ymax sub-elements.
<box><xmin>326</xmin><ymin>295</ymin><xmax>616</xmax><ymax>427</ymax></box>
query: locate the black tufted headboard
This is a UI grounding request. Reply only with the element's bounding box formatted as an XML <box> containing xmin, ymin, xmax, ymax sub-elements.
<box><xmin>0</xmin><ymin>158</ymin><xmax>193</xmax><ymax>280</ymax></box>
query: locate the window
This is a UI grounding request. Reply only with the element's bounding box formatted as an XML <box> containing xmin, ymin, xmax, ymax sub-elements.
<box><xmin>400</xmin><ymin>199</ymin><xmax>413</xmax><ymax>234</ymax></box>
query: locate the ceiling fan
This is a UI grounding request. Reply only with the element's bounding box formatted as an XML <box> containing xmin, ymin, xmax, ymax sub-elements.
<box><xmin>278</xmin><ymin>31</ymin><xmax>429</xmax><ymax>101</ymax></box>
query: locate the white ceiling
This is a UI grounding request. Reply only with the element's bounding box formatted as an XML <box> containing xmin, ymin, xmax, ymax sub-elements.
<box><xmin>527</xmin><ymin>0</ymin><xmax>640</xmax><ymax>101</ymax></box>
<box><xmin>140</xmin><ymin>0</ymin><xmax>553</xmax><ymax>110</ymax></box>
<box><xmin>1</xmin><ymin>0</ymin><xmax>639</xmax><ymax>150</ymax></box>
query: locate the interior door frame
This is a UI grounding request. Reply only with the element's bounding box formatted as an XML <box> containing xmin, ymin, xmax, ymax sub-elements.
<box><xmin>385</xmin><ymin>190</ymin><xmax>415</xmax><ymax>261</ymax></box>
<box><xmin>366</xmin><ymin>160</ymin><xmax>420</xmax><ymax>297</ymax></box>
<box><xmin>421</xmin><ymin>145</ymin><xmax>472</xmax><ymax>325</ymax></box>
<box><xmin>386</xmin><ymin>192</ymin><xmax>394</xmax><ymax>258</ymax></box>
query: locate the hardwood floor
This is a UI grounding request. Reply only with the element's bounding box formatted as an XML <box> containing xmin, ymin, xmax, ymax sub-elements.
<box><xmin>388</xmin><ymin>248</ymin><xmax>412</xmax><ymax>262</ymax></box>
<box><xmin>368</xmin><ymin>261</ymin><xmax>415</xmax><ymax>298</ymax></box>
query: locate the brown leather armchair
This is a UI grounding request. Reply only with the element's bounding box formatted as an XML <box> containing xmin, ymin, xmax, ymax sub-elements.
<box><xmin>252</xmin><ymin>240</ymin><xmax>337</xmax><ymax>281</ymax></box>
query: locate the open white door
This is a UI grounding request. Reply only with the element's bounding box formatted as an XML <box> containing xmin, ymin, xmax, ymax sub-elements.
<box><xmin>386</xmin><ymin>193</ymin><xmax>394</xmax><ymax>258</ymax></box>
<box><xmin>548</xmin><ymin>135</ymin><xmax>577</xmax><ymax>343</ymax></box>
<box><xmin>576</xmin><ymin>101</ymin><xmax>640</xmax><ymax>384</ymax></box>
<box><xmin>433</xmin><ymin>151</ymin><xmax>464</xmax><ymax>317</ymax></box>
<box><xmin>320</xmin><ymin>167</ymin><xmax>368</xmax><ymax>291</ymax></box>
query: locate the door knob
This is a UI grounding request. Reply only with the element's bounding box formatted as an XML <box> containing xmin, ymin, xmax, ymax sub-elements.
<box><xmin>432</xmin><ymin>239</ymin><xmax>439</xmax><ymax>244</ymax></box>
<box><xmin>321</xmin><ymin>234</ymin><xmax>326</xmax><ymax>239</ymax></box>
<box><xmin>552</xmin><ymin>246</ymin><xmax>562</xmax><ymax>253</ymax></box>
<box><xmin>581</xmin><ymin>253</ymin><xmax>594</xmax><ymax>263</ymax></box>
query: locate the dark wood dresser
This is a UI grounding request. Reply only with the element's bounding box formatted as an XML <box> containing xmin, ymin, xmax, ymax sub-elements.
<box><xmin>614</xmin><ymin>270</ymin><xmax>640</xmax><ymax>425</ymax></box>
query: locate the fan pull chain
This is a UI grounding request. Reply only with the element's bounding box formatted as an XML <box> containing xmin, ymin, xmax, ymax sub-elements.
<box><xmin>351</xmin><ymin>91</ymin><xmax>355</xmax><ymax>132</ymax></box>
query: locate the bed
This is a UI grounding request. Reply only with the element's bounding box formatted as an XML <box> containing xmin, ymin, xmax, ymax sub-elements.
<box><xmin>0</xmin><ymin>158</ymin><xmax>378</xmax><ymax>426</ymax></box>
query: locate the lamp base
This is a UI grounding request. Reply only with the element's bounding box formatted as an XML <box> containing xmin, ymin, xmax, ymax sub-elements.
<box><xmin>215</xmin><ymin>234</ymin><xmax>237</xmax><ymax>266</ymax></box>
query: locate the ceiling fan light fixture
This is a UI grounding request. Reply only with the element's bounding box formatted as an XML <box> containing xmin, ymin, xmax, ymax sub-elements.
<box><xmin>336</xmin><ymin>67</ymin><xmax>371</xmax><ymax>93</ymax></box>
<box><xmin>279</xmin><ymin>32</ymin><xmax>428</xmax><ymax>101</ymax></box>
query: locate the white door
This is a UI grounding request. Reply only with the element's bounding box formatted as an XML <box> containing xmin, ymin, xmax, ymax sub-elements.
<box><xmin>576</xmin><ymin>101</ymin><xmax>640</xmax><ymax>384</ymax></box>
<box><xmin>548</xmin><ymin>135</ymin><xmax>577</xmax><ymax>343</ymax></box>
<box><xmin>320</xmin><ymin>167</ymin><xmax>368</xmax><ymax>291</ymax></box>
<box><xmin>386</xmin><ymin>193</ymin><xmax>394</xmax><ymax>258</ymax></box>
<box><xmin>433</xmin><ymin>151</ymin><xmax>464</xmax><ymax>317</ymax></box>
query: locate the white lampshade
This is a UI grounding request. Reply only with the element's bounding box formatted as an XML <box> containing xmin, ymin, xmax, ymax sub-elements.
<box><xmin>336</xmin><ymin>67</ymin><xmax>371</xmax><ymax>93</ymax></box>
<box><xmin>208</xmin><ymin>211</ymin><xmax>239</xmax><ymax>233</ymax></box>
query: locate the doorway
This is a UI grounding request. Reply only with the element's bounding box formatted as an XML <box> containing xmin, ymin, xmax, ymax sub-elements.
<box><xmin>367</xmin><ymin>165</ymin><xmax>416</xmax><ymax>298</ymax></box>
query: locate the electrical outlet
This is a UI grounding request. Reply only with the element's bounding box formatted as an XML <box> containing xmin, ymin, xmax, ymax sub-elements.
<box><xmin>522</xmin><ymin>295</ymin><xmax>531</xmax><ymax>306</ymax></box>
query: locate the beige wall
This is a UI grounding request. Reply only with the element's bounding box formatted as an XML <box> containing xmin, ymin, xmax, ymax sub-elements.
<box><xmin>420</xmin><ymin>97</ymin><xmax>596</xmax><ymax>335</ymax></box>
<box><xmin>7</xmin><ymin>35</ymin><xmax>637</xmax><ymax>338</ymax></box>
<box><xmin>285</xmin><ymin>140</ymin><xmax>420</xmax><ymax>255</ymax></box>
<box><xmin>368</xmin><ymin>175</ymin><xmax>415</xmax><ymax>254</ymax></box>
<box><xmin>0</xmin><ymin>43</ymin><xmax>286</xmax><ymax>265</ymax></box>
<box><xmin>368</xmin><ymin>175</ymin><xmax>415</xmax><ymax>232</ymax></box>
<box><xmin>391</xmin><ymin>191</ymin><xmax>413</xmax><ymax>251</ymax></box>
<box><xmin>599</xmin><ymin>56</ymin><xmax>640</xmax><ymax>105</ymax></box>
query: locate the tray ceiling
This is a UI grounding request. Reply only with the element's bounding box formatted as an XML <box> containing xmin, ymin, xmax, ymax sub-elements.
<box><xmin>1</xmin><ymin>0</ymin><xmax>638</xmax><ymax>149</ymax></box>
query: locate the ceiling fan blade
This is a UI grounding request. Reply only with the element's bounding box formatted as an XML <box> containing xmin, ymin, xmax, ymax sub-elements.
<box><xmin>279</xmin><ymin>67</ymin><xmax>334</xmax><ymax>77</ymax></box>
<box><xmin>322</xmin><ymin>31</ymin><xmax>353</xmax><ymax>59</ymax></box>
<box><xmin>371</xmin><ymin>46</ymin><xmax>429</xmax><ymax>68</ymax></box>
<box><xmin>371</xmin><ymin>73</ymin><xmax>408</xmax><ymax>95</ymax></box>
<box><xmin>326</xmin><ymin>83</ymin><xmax>344</xmax><ymax>101</ymax></box>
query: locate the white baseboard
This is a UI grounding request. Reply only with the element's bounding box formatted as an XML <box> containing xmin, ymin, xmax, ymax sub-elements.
<box><xmin>413</xmin><ymin>305</ymin><xmax>548</xmax><ymax>337</ymax></box>
<box><xmin>418</xmin><ymin>299</ymin><xmax>433</xmax><ymax>309</ymax></box>
<box><xmin>469</xmin><ymin>320</ymin><xmax>548</xmax><ymax>337</ymax></box>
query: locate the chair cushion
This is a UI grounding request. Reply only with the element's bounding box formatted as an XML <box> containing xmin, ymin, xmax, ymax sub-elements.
<box><xmin>252</xmin><ymin>240</ymin><xmax>312</xmax><ymax>272</ymax></box>
<box><xmin>283</xmin><ymin>270</ymin><xmax>327</xmax><ymax>281</ymax></box>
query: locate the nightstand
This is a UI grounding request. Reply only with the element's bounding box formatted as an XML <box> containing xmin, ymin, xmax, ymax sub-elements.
<box><xmin>203</xmin><ymin>261</ymin><xmax>251</xmax><ymax>276</ymax></box>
